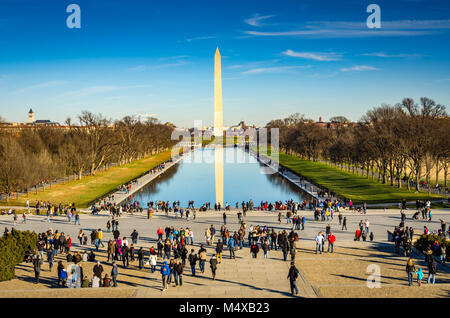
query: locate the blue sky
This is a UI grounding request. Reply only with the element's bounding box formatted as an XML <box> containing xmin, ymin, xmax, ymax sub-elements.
<box><xmin>0</xmin><ymin>0</ymin><xmax>449</xmax><ymax>127</ymax></box>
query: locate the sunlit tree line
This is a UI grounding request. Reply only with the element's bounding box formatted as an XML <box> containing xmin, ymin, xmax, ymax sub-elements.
<box><xmin>266</xmin><ymin>97</ymin><xmax>450</xmax><ymax>193</ymax></box>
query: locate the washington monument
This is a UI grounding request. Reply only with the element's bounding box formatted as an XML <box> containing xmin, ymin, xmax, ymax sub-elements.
<box><xmin>214</xmin><ymin>47</ymin><xmax>223</xmax><ymax>137</ymax></box>
<box><xmin>214</xmin><ymin>47</ymin><xmax>224</xmax><ymax>205</ymax></box>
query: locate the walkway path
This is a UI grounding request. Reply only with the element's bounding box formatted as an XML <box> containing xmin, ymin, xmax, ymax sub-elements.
<box><xmin>249</xmin><ymin>149</ymin><xmax>336</xmax><ymax>202</ymax></box>
<box><xmin>100</xmin><ymin>152</ymin><xmax>188</xmax><ymax>207</ymax></box>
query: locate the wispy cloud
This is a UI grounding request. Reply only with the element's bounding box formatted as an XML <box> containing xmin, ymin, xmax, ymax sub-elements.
<box><xmin>282</xmin><ymin>49</ymin><xmax>341</xmax><ymax>61</ymax></box>
<box><xmin>242</xmin><ymin>65</ymin><xmax>311</xmax><ymax>75</ymax></box>
<box><xmin>362</xmin><ymin>52</ymin><xmax>422</xmax><ymax>58</ymax></box>
<box><xmin>11</xmin><ymin>80</ymin><xmax>67</xmax><ymax>95</ymax></box>
<box><xmin>243</xmin><ymin>19</ymin><xmax>450</xmax><ymax>38</ymax></box>
<box><xmin>244</xmin><ymin>14</ymin><xmax>275</xmax><ymax>27</ymax></box>
<box><xmin>436</xmin><ymin>78</ymin><xmax>450</xmax><ymax>82</ymax></box>
<box><xmin>340</xmin><ymin>65</ymin><xmax>379</xmax><ymax>72</ymax></box>
<box><xmin>128</xmin><ymin>60</ymin><xmax>189</xmax><ymax>71</ymax></box>
<box><xmin>186</xmin><ymin>36</ymin><xmax>216</xmax><ymax>42</ymax></box>
<box><xmin>58</xmin><ymin>85</ymin><xmax>120</xmax><ymax>98</ymax></box>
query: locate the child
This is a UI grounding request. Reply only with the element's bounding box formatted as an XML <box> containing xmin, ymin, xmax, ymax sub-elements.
<box><xmin>415</xmin><ymin>267</ymin><xmax>423</xmax><ymax>286</ymax></box>
<box><xmin>369</xmin><ymin>232</ymin><xmax>374</xmax><ymax>241</ymax></box>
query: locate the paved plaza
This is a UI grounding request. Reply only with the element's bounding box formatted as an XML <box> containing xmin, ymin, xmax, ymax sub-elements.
<box><xmin>0</xmin><ymin>208</ymin><xmax>449</xmax><ymax>298</ymax></box>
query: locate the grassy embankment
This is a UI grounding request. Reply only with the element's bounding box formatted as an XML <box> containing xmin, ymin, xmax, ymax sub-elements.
<box><xmin>254</xmin><ymin>146</ymin><xmax>445</xmax><ymax>204</ymax></box>
<box><xmin>0</xmin><ymin>150</ymin><xmax>173</xmax><ymax>208</ymax></box>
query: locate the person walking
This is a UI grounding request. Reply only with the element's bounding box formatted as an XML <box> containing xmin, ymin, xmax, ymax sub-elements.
<box><xmin>415</xmin><ymin>267</ymin><xmax>424</xmax><ymax>286</ymax></box>
<box><xmin>228</xmin><ymin>236</ymin><xmax>236</xmax><ymax>259</ymax></box>
<box><xmin>111</xmin><ymin>263</ymin><xmax>119</xmax><ymax>287</ymax></box>
<box><xmin>342</xmin><ymin>217</ymin><xmax>347</xmax><ymax>231</ymax></box>
<box><xmin>32</xmin><ymin>251</ymin><xmax>41</xmax><ymax>284</ymax></box>
<box><xmin>174</xmin><ymin>259</ymin><xmax>183</xmax><ymax>286</ymax></box>
<box><xmin>327</xmin><ymin>232</ymin><xmax>336</xmax><ymax>253</ymax></box>
<box><xmin>198</xmin><ymin>246</ymin><xmax>207</xmax><ymax>274</ymax></box>
<box><xmin>250</xmin><ymin>241</ymin><xmax>259</xmax><ymax>258</ymax></box>
<box><xmin>149</xmin><ymin>250</ymin><xmax>157</xmax><ymax>273</ymax></box>
<box><xmin>93</xmin><ymin>261</ymin><xmax>103</xmax><ymax>279</ymax></box>
<box><xmin>138</xmin><ymin>247</ymin><xmax>145</xmax><ymax>270</ymax></box>
<box><xmin>406</xmin><ymin>259</ymin><xmax>416</xmax><ymax>286</ymax></box>
<box><xmin>47</xmin><ymin>247</ymin><xmax>54</xmax><ymax>271</ymax></box>
<box><xmin>287</xmin><ymin>261</ymin><xmax>299</xmax><ymax>296</ymax></box>
<box><xmin>281</xmin><ymin>238</ymin><xmax>289</xmax><ymax>261</ymax></box>
<box><xmin>160</xmin><ymin>261</ymin><xmax>170</xmax><ymax>291</ymax></box>
<box><xmin>262</xmin><ymin>239</ymin><xmax>269</xmax><ymax>258</ymax></box>
<box><xmin>315</xmin><ymin>232</ymin><xmax>324</xmax><ymax>254</ymax></box>
<box><xmin>188</xmin><ymin>249</ymin><xmax>198</xmax><ymax>276</ymax></box>
<box><xmin>427</xmin><ymin>257</ymin><xmax>437</xmax><ymax>284</ymax></box>
<box><xmin>210</xmin><ymin>254</ymin><xmax>218</xmax><ymax>280</ymax></box>
<box><xmin>216</xmin><ymin>239</ymin><xmax>223</xmax><ymax>264</ymax></box>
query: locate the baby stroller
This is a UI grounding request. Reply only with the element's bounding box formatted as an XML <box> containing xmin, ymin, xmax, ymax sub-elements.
<box><xmin>412</xmin><ymin>211</ymin><xmax>420</xmax><ymax>220</ymax></box>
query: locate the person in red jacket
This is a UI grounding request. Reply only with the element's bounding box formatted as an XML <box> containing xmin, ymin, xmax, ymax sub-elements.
<box><xmin>355</xmin><ymin>228</ymin><xmax>361</xmax><ymax>241</ymax></box>
<box><xmin>327</xmin><ymin>232</ymin><xmax>336</xmax><ymax>253</ymax></box>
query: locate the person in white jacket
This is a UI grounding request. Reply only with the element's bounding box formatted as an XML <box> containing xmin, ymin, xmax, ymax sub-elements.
<box><xmin>149</xmin><ymin>252</ymin><xmax>157</xmax><ymax>273</ymax></box>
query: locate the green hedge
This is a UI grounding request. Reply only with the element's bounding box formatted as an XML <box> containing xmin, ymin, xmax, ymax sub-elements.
<box><xmin>0</xmin><ymin>228</ymin><xmax>37</xmax><ymax>281</ymax></box>
<box><xmin>413</xmin><ymin>234</ymin><xmax>449</xmax><ymax>261</ymax></box>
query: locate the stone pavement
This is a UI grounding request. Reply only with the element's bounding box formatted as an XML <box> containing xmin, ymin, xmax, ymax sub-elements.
<box><xmin>0</xmin><ymin>210</ymin><xmax>449</xmax><ymax>298</ymax></box>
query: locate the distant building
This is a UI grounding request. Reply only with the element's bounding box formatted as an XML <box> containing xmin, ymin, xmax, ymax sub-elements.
<box><xmin>28</xmin><ymin>108</ymin><xmax>34</xmax><ymax>123</ymax></box>
<box><xmin>26</xmin><ymin>108</ymin><xmax>59</xmax><ymax>126</ymax></box>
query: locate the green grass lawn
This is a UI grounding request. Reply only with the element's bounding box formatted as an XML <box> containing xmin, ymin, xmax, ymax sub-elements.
<box><xmin>278</xmin><ymin>153</ymin><xmax>444</xmax><ymax>204</ymax></box>
<box><xmin>1</xmin><ymin>150</ymin><xmax>173</xmax><ymax>208</ymax></box>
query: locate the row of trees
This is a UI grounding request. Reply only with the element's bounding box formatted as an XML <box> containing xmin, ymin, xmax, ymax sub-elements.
<box><xmin>266</xmin><ymin>97</ymin><xmax>450</xmax><ymax>193</ymax></box>
<box><xmin>0</xmin><ymin>112</ymin><xmax>176</xmax><ymax>199</ymax></box>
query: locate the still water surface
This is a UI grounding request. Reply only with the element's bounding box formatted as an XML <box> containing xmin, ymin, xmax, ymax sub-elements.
<box><xmin>131</xmin><ymin>148</ymin><xmax>307</xmax><ymax>207</ymax></box>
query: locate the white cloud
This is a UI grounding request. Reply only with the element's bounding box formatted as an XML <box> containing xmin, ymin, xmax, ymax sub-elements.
<box><xmin>243</xmin><ymin>19</ymin><xmax>450</xmax><ymax>38</ymax></box>
<box><xmin>128</xmin><ymin>60</ymin><xmax>189</xmax><ymax>71</ymax></box>
<box><xmin>242</xmin><ymin>65</ymin><xmax>310</xmax><ymax>75</ymax></box>
<box><xmin>244</xmin><ymin>14</ymin><xmax>275</xmax><ymax>27</ymax></box>
<box><xmin>59</xmin><ymin>85</ymin><xmax>120</xmax><ymax>98</ymax></box>
<box><xmin>186</xmin><ymin>36</ymin><xmax>216</xmax><ymax>42</ymax></box>
<box><xmin>362</xmin><ymin>52</ymin><xmax>422</xmax><ymax>58</ymax></box>
<box><xmin>340</xmin><ymin>65</ymin><xmax>379</xmax><ymax>72</ymax></box>
<box><xmin>11</xmin><ymin>80</ymin><xmax>67</xmax><ymax>95</ymax></box>
<box><xmin>282</xmin><ymin>49</ymin><xmax>341</xmax><ymax>61</ymax></box>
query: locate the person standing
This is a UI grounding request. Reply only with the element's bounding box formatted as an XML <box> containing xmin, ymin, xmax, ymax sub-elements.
<box><xmin>262</xmin><ymin>239</ymin><xmax>269</xmax><ymax>258</ymax></box>
<box><xmin>406</xmin><ymin>259</ymin><xmax>416</xmax><ymax>286</ymax></box>
<box><xmin>111</xmin><ymin>262</ymin><xmax>119</xmax><ymax>287</ymax></box>
<box><xmin>32</xmin><ymin>251</ymin><xmax>41</xmax><ymax>284</ymax></box>
<box><xmin>342</xmin><ymin>217</ymin><xmax>347</xmax><ymax>231</ymax></box>
<box><xmin>287</xmin><ymin>261</ymin><xmax>299</xmax><ymax>296</ymax></box>
<box><xmin>131</xmin><ymin>229</ymin><xmax>139</xmax><ymax>245</ymax></box>
<box><xmin>315</xmin><ymin>232</ymin><xmax>324</xmax><ymax>254</ymax></box>
<box><xmin>160</xmin><ymin>261</ymin><xmax>170</xmax><ymax>291</ymax></box>
<box><xmin>216</xmin><ymin>239</ymin><xmax>223</xmax><ymax>264</ymax></box>
<box><xmin>138</xmin><ymin>247</ymin><xmax>145</xmax><ymax>270</ymax></box>
<box><xmin>188</xmin><ymin>249</ymin><xmax>198</xmax><ymax>276</ymax></box>
<box><xmin>428</xmin><ymin>258</ymin><xmax>437</xmax><ymax>284</ymax></box>
<box><xmin>149</xmin><ymin>250</ymin><xmax>157</xmax><ymax>273</ymax></box>
<box><xmin>93</xmin><ymin>261</ymin><xmax>103</xmax><ymax>279</ymax></box>
<box><xmin>210</xmin><ymin>254</ymin><xmax>218</xmax><ymax>280</ymax></box>
<box><xmin>228</xmin><ymin>236</ymin><xmax>236</xmax><ymax>259</ymax></box>
<box><xmin>47</xmin><ymin>247</ymin><xmax>54</xmax><ymax>271</ymax></box>
<box><xmin>174</xmin><ymin>259</ymin><xmax>183</xmax><ymax>286</ymax></box>
<box><xmin>198</xmin><ymin>245</ymin><xmax>207</xmax><ymax>274</ymax></box>
<box><xmin>250</xmin><ymin>241</ymin><xmax>259</xmax><ymax>258</ymax></box>
<box><xmin>327</xmin><ymin>232</ymin><xmax>336</xmax><ymax>253</ymax></box>
<box><xmin>223</xmin><ymin>212</ymin><xmax>227</xmax><ymax>225</ymax></box>
<box><xmin>210</xmin><ymin>225</ymin><xmax>216</xmax><ymax>245</ymax></box>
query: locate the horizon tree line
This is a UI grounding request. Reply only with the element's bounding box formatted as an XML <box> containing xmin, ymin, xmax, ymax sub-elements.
<box><xmin>0</xmin><ymin>111</ymin><xmax>176</xmax><ymax>201</ymax></box>
<box><xmin>265</xmin><ymin>97</ymin><xmax>450</xmax><ymax>193</ymax></box>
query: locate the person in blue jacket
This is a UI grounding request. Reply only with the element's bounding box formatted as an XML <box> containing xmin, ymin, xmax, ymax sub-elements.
<box><xmin>160</xmin><ymin>261</ymin><xmax>170</xmax><ymax>291</ymax></box>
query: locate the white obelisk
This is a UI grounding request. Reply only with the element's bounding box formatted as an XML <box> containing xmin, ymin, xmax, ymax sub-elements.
<box><xmin>214</xmin><ymin>47</ymin><xmax>223</xmax><ymax>137</ymax></box>
<box><xmin>214</xmin><ymin>47</ymin><xmax>224</xmax><ymax>206</ymax></box>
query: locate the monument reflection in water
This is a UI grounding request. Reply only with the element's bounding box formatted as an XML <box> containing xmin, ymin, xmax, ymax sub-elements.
<box><xmin>131</xmin><ymin>147</ymin><xmax>307</xmax><ymax>207</ymax></box>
